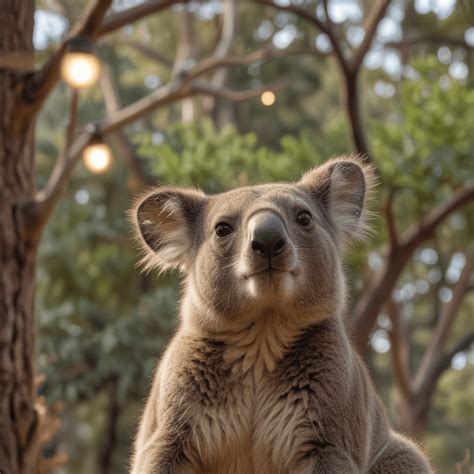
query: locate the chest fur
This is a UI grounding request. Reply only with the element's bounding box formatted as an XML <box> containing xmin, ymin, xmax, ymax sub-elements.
<box><xmin>182</xmin><ymin>321</ymin><xmax>349</xmax><ymax>473</ymax></box>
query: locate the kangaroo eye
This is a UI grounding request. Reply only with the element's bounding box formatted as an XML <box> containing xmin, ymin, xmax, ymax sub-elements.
<box><xmin>215</xmin><ymin>222</ymin><xmax>233</xmax><ymax>237</ymax></box>
<box><xmin>296</xmin><ymin>211</ymin><xmax>312</xmax><ymax>227</ymax></box>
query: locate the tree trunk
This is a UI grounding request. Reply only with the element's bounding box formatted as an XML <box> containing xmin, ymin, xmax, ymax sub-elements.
<box><xmin>396</xmin><ymin>393</ymin><xmax>430</xmax><ymax>442</ymax></box>
<box><xmin>0</xmin><ymin>1</ymin><xmax>40</xmax><ymax>473</ymax></box>
<box><xmin>351</xmin><ymin>249</ymin><xmax>412</xmax><ymax>353</ymax></box>
<box><xmin>343</xmin><ymin>70</ymin><xmax>370</xmax><ymax>158</ymax></box>
<box><xmin>98</xmin><ymin>377</ymin><xmax>121</xmax><ymax>474</ymax></box>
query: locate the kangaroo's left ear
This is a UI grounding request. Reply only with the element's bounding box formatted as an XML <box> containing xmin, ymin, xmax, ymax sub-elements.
<box><xmin>299</xmin><ymin>156</ymin><xmax>375</xmax><ymax>245</ymax></box>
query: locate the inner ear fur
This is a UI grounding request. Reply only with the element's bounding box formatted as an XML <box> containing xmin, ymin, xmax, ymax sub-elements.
<box><xmin>131</xmin><ymin>186</ymin><xmax>206</xmax><ymax>273</ymax></box>
<box><xmin>299</xmin><ymin>156</ymin><xmax>375</xmax><ymax>243</ymax></box>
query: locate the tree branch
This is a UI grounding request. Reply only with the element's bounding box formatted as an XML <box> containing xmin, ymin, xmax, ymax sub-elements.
<box><xmin>174</xmin><ymin>8</ymin><xmax>200</xmax><ymax>121</ymax></box>
<box><xmin>435</xmin><ymin>331</ymin><xmax>474</xmax><ymax>377</ymax></box>
<box><xmin>66</xmin><ymin>90</ymin><xmax>79</xmax><ymax>145</ymax></box>
<box><xmin>255</xmin><ymin>0</ymin><xmax>349</xmax><ymax>75</ymax></box>
<box><xmin>99</xmin><ymin>80</ymin><xmax>192</xmax><ymax>135</ymax></box>
<box><xmin>24</xmin><ymin>0</ymin><xmax>319</xmax><ymax>237</ymax></box>
<box><xmin>25</xmin><ymin>138</ymin><xmax>91</xmax><ymax>242</ymax></box>
<box><xmin>99</xmin><ymin>67</ymin><xmax>155</xmax><ymax>187</ymax></box>
<box><xmin>125</xmin><ymin>40</ymin><xmax>173</xmax><ymax>68</ymax></box>
<box><xmin>90</xmin><ymin>46</ymin><xmax>292</xmax><ymax>136</ymax></box>
<box><xmin>256</xmin><ymin>0</ymin><xmax>382</xmax><ymax>159</ymax></box>
<box><xmin>352</xmin><ymin>186</ymin><xmax>474</xmax><ymax>353</ymax></box>
<box><xmin>185</xmin><ymin>46</ymin><xmax>285</xmax><ymax>81</ymax></box>
<box><xmin>342</xmin><ymin>0</ymin><xmax>391</xmax><ymax>158</ymax></box>
<box><xmin>320</xmin><ymin>0</ymin><xmax>346</xmax><ymax>65</ymax></box>
<box><xmin>213</xmin><ymin>0</ymin><xmax>237</xmax><ymax>59</ymax></box>
<box><xmin>351</xmin><ymin>0</ymin><xmax>391</xmax><ymax>72</ymax></box>
<box><xmin>45</xmin><ymin>0</ymin><xmax>73</xmax><ymax>21</ymax></box>
<box><xmin>191</xmin><ymin>79</ymin><xmax>288</xmax><ymax>102</ymax></box>
<box><xmin>18</xmin><ymin>0</ymin><xmax>187</xmax><ymax>125</ymax></box>
<box><xmin>405</xmin><ymin>329</ymin><xmax>474</xmax><ymax>431</ymax></box>
<box><xmin>23</xmin><ymin>89</ymin><xmax>80</xmax><ymax>242</ymax></box>
<box><xmin>173</xmin><ymin>8</ymin><xmax>199</xmax><ymax>72</ymax></box>
<box><xmin>401</xmin><ymin>186</ymin><xmax>474</xmax><ymax>250</ymax></box>
<box><xmin>210</xmin><ymin>0</ymin><xmax>237</xmax><ymax>85</ymax></box>
<box><xmin>414</xmin><ymin>247</ymin><xmax>474</xmax><ymax>392</ymax></box>
<box><xmin>25</xmin><ymin>46</ymin><xmax>289</xmax><ymax>236</ymax></box>
<box><xmin>383</xmin><ymin>249</ymin><xmax>473</xmax><ymax>437</ymax></box>
<box><xmin>97</xmin><ymin>0</ymin><xmax>186</xmax><ymax>38</ymax></box>
<box><xmin>17</xmin><ymin>0</ymin><xmax>113</xmax><ymax>124</ymax></box>
<box><xmin>28</xmin><ymin>80</ymin><xmax>279</xmax><ymax>235</ymax></box>
<box><xmin>29</xmin><ymin>79</ymin><xmax>192</xmax><ymax>234</ymax></box>
<box><xmin>256</xmin><ymin>0</ymin><xmax>329</xmax><ymax>35</ymax></box>
<box><xmin>384</xmin><ymin>35</ymin><xmax>473</xmax><ymax>51</ymax></box>
<box><xmin>200</xmin><ymin>0</ymin><xmax>237</xmax><ymax>123</ymax></box>
<box><xmin>387</xmin><ymin>298</ymin><xmax>413</xmax><ymax>401</ymax></box>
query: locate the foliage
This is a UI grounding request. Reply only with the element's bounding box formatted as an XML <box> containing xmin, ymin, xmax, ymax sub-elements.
<box><xmin>368</xmin><ymin>55</ymin><xmax>474</xmax><ymax>472</ymax></box>
<box><xmin>135</xmin><ymin>118</ymin><xmax>321</xmax><ymax>189</ymax></box>
<box><xmin>37</xmin><ymin>167</ymin><xmax>178</xmax><ymax>470</ymax></box>
<box><xmin>373</xmin><ymin>56</ymin><xmax>473</xmax><ymax>200</ymax></box>
<box><xmin>39</xmin><ymin>89</ymin><xmax>473</xmax><ymax>471</ymax></box>
<box><xmin>33</xmin><ymin>1</ymin><xmax>474</xmax><ymax>472</ymax></box>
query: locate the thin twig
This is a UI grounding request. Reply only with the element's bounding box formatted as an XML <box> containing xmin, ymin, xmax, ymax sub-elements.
<box><xmin>191</xmin><ymin>79</ymin><xmax>288</xmax><ymax>102</ymax></box>
<box><xmin>351</xmin><ymin>0</ymin><xmax>391</xmax><ymax>72</ymax></box>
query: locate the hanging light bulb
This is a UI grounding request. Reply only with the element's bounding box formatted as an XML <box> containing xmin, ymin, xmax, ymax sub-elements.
<box><xmin>260</xmin><ymin>91</ymin><xmax>276</xmax><ymax>106</ymax></box>
<box><xmin>60</xmin><ymin>37</ymin><xmax>101</xmax><ymax>90</ymax></box>
<box><xmin>83</xmin><ymin>138</ymin><xmax>112</xmax><ymax>174</ymax></box>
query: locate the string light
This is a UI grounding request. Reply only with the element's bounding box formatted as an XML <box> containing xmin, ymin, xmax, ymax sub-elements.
<box><xmin>60</xmin><ymin>37</ymin><xmax>101</xmax><ymax>90</ymax></box>
<box><xmin>260</xmin><ymin>91</ymin><xmax>276</xmax><ymax>106</ymax></box>
<box><xmin>83</xmin><ymin>140</ymin><xmax>112</xmax><ymax>174</ymax></box>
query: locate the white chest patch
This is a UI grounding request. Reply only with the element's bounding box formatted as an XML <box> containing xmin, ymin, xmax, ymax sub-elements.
<box><xmin>223</xmin><ymin>317</ymin><xmax>296</xmax><ymax>384</ymax></box>
<box><xmin>190</xmin><ymin>318</ymin><xmax>308</xmax><ymax>473</ymax></box>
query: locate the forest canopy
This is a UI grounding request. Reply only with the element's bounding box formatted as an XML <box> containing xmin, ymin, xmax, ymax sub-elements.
<box><xmin>0</xmin><ymin>1</ymin><xmax>472</xmax><ymax>473</ymax></box>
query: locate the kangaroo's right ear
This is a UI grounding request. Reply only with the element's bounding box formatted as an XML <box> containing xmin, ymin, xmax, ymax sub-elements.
<box><xmin>131</xmin><ymin>187</ymin><xmax>206</xmax><ymax>273</ymax></box>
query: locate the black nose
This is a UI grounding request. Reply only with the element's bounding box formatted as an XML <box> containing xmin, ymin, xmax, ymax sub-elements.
<box><xmin>250</xmin><ymin>212</ymin><xmax>287</xmax><ymax>259</ymax></box>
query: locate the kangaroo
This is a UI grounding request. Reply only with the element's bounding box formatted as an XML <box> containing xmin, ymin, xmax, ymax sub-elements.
<box><xmin>130</xmin><ymin>156</ymin><xmax>432</xmax><ymax>473</ymax></box>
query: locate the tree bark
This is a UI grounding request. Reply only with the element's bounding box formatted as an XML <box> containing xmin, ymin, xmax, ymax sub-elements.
<box><xmin>98</xmin><ymin>377</ymin><xmax>120</xmax><ymax>474</ymax></box>
<box><xmin>343</xmin><ymin>70</ymin><xmax>370</xmax><ymax>158</ymax></box>
<box><xmin>0</xmin><ymin>1</ymin><xmax>41</xmax><ymax>473</ymax></box>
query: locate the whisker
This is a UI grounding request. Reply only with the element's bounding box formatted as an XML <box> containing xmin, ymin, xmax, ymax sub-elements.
<box><xmin>220</xmin><ymin>260</ymin><xmax>241</xmax><ymax>270</ymax></box>
<box><xmin>219</xmin><ymin>254</ymin><xmax>239</xmax><ymax>262</ymax></box>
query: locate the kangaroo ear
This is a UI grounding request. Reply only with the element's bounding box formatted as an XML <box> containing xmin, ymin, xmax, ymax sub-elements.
<box><xmin>131</xmin><ymin>187</ymin><xmax>206</xmax><ymax>273</ymax></box>
<box><xmin>299</xmin><ymin>156</ymin><xmax>375</xmax><ymax>245</ymax></box>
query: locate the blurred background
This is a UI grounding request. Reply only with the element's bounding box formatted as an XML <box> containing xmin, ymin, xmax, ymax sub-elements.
<box><xmin>31</xmin><ymin>0</ymin><xmax>473</xmax><ymax>472</ymax></box>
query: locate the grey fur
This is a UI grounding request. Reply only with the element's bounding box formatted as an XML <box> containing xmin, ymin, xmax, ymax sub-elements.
<box><xmin>130</xmin><ymin>157</ymin><xmax>432</xmax><ymax>473</ymax></box>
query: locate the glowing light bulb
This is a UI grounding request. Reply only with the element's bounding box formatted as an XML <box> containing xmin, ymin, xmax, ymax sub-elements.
<box><xmin>83</xmin><ymin>143</ymin><xmax>112</xmax><ymax>174</ymax></box>
<box><xmin>60</xmin><ymin>38</ymin><xmax>100</xmax><ymax>89</ymax></box>
<box><xmin>260</xmin><ymin>91</ymin><xmax>276</xmax><ymax>106</ymax></box>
